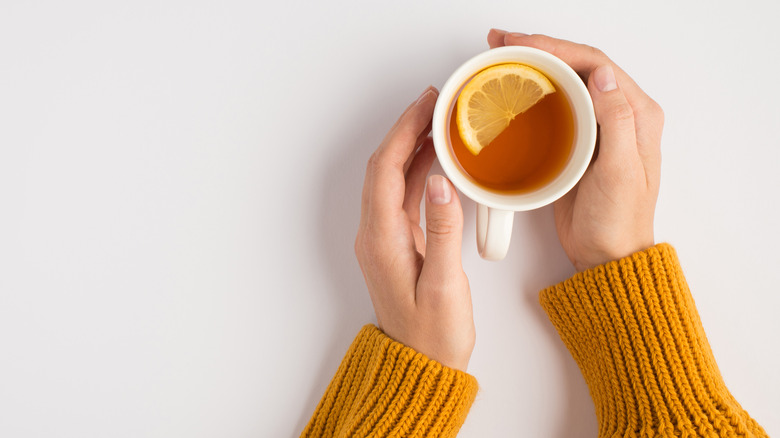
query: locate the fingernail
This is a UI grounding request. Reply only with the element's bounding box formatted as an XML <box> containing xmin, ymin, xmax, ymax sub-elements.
<box><xmin>507</xmin><ymin>32</ymin><xmax>528</xmax><ymax>38</ymax></box>
<box><xmin>427</xmin><ymin>175</ymin><xmax>451</xmax><ymax>205</ymax></box>
<box><xmin>490</xmin><ymin>28</ymin><xmax>508</xmax><ymax>34</ymax></box>
<box><xmin>594</xmin><ymin>65</ymin><xmax>617</xmax><ymax>92</ymax></box>
<box><xmin>416</xmin><ymin>86</ymin><xmax>435</xmax><ymax>104</ymax></box>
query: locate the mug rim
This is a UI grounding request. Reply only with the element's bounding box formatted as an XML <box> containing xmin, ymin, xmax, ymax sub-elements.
<box><xmin>432</xmin><ymin>46</ymin><xmax>597</xmax><ymax>211</ymax></box>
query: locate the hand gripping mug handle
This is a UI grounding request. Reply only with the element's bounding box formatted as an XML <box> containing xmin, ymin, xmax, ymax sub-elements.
<box><xmin>476</xmin><ymin>204</ymin><xmax>514</xmax><ymax>261</ymax></box>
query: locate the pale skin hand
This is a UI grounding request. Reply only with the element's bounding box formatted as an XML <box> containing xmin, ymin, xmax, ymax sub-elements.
<box><xmin>489</xmin><ymin>30</ymin><xmax>665</xmax><ymax>271</ymax></box>
<box><xmin>354</xmin><ymin>86</ymin><xmax>475</xmax><ymax>372</ymax></box>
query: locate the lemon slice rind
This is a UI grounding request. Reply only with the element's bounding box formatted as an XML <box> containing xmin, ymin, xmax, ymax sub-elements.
<box><xmin>456</xmin><ymin>64</ymin><xmax>556</xmax><ymax>155</ymax></box>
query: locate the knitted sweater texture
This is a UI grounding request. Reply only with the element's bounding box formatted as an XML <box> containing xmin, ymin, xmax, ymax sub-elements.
<box><xmin>301</xmin><ymin>244</ymin><xmax>767</xmax><ymax>437</ymax></box>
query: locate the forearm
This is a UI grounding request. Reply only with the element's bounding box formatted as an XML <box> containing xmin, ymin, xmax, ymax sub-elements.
<box><xmin>301</xmin><ymin>325</ymin><xmax>478</xmax><ymax>438</ymax></box>
<box><xmin>540</xmin><ymin>243</ymin><xmax>767</xmax><ymax>437</ymax></box>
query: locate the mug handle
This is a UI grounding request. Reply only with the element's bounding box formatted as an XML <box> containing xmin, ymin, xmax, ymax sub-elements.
<box><xmin>476</xmin><ymin>204</ymin><xmax>514</xmax><ymax>261</ymax></box>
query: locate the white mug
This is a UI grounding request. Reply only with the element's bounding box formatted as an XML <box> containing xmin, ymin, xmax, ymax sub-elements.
<box><xmin>432</xmin><ymin>46</ymin><xmax>597</xmax><ymax>261</ymax></box>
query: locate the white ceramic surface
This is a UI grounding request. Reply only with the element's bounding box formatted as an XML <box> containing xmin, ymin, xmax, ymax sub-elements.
<box><xmin>432</xmin><ymin>46</ymin><xmax>596</xmax><ymax>260</ymax></box>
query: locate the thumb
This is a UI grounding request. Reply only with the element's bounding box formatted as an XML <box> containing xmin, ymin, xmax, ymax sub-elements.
<box><xmin>422</xmin><ymin>175</ymin><xmax>463</xmax><ymax>275</ymax></box>
<box><xmin>588</xmin><ymin>64</ymin><xmax>638</xmax><ymax>164</ymax></box>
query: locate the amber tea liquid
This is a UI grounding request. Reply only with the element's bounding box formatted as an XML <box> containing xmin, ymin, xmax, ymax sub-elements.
<box><xmin>450</xmin><ymin>82</ymin><xmax>575</xmax><ymax>193</ymax></box>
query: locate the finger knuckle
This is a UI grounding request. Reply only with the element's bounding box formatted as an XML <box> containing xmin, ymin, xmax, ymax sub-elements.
<box><xmin>354</xmin><ymin>234</ymin><xmax>372</xmax><ymax>267</ymax></box>
<box><xmin>524</xmin><ymin>34</ymin><xmax>556</xmax><ymax>53</ymax></box>
<box><xmin>366</xmin><ymin>153</ymin><xmax>382</xmax><ymax>175</ymax></box>
<box><xmin>355</xmin><ymin>229</ymin><xmax>380</xmax><ymax>258</ymax></box>
<box><xmin>609</xmin><ymin>101</ymin><xmax>635</xmax><ymax>122</ymax></box>
<box><xmin>634</xmin><ymin>98</ymin><xmax>664</xmax><ymax>137</ymax></box>
<box><xmin>649</xmin><ymin>99</ymin><xmax>665</xmax><ymax>125</ymax></box>
<box><xmin>524</xmin><ymin>33</ymin><xmax>546</xmax><ymax>46</ymax></box>
<box><xmin>427</xmin><ymin>217</ymin><xmax>459</xmax><ymax>237</ymax></box>
<box><xmin>588</xmin><ymin>45</ymin><xmax>606</xmax><ymax>59</ymax></box>
<box><xmin>354</xmin><ymin>233</ymin><xmax>364</xmax><ymax>257</ymax></box>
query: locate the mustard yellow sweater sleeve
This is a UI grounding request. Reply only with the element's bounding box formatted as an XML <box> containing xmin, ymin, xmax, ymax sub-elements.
<box><xmin>300</xmin><ymin>324</ymin><xmax>478</xmax><ymax>438</ymax></box>
<box><xmin>540</xmin><ymin>243</ymin><xmax>768</xmax><ymax>437</ymax></box>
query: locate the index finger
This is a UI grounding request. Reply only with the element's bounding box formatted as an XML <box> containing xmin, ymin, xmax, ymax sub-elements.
<box><xmin>360</xmin><ymin>87</ymin><xmax>439</xmax><ymax>227</ymax></box>
<box><xmin>500</xmin><ymin>33</ymin><xmax>650</xmax><ymax>107</ymax></box>
<box><xmin>490</xmin><ymin>31</ymin><xmax>664</xmax><ymax>169</ymax></box>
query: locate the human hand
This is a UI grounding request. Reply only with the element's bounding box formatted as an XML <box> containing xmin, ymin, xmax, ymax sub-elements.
<box><xmin>354</xmin><ymin>86</ymin><xmax>475</xmax><ymax>372</ymax></box>
<box><xmin>489</xmin><ymin>30</ymin><xmax>664</xmax><ymax>271</ymax></box>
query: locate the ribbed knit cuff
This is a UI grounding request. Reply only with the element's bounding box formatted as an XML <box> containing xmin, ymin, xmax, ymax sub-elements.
<box><xmin>301</xmin><ymin>324</ymin><xmax>478</xmax><ymax>438</ymax></box>
<box><xmin>540</xmin><ymin>243</ymin><xmax>767</xmax><ymax>437</ymax></box>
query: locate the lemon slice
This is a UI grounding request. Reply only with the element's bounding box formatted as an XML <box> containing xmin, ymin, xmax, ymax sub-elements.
<box><xmin>456</xmin><ymin>63</ymin><xmax>555</xmax><ymax>155</ymax></box>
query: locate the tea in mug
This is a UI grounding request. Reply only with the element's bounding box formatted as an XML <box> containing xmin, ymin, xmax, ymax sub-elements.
<box><xmin>449</xmin><ymin>75</ymin><xmax>575</xmax><ymax>193</ymax></box>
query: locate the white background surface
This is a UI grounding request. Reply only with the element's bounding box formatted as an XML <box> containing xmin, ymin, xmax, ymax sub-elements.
<box><xmin>1</xmin><ymin>1</ymin><xmax>779</xmax><ymax>437</ymax></box>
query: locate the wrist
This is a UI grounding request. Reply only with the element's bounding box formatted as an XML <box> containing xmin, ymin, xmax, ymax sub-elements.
<box><xmin>573</xmin><ymin>239</ymin><xmax>655</xmax><ymax>272</ymax></box>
